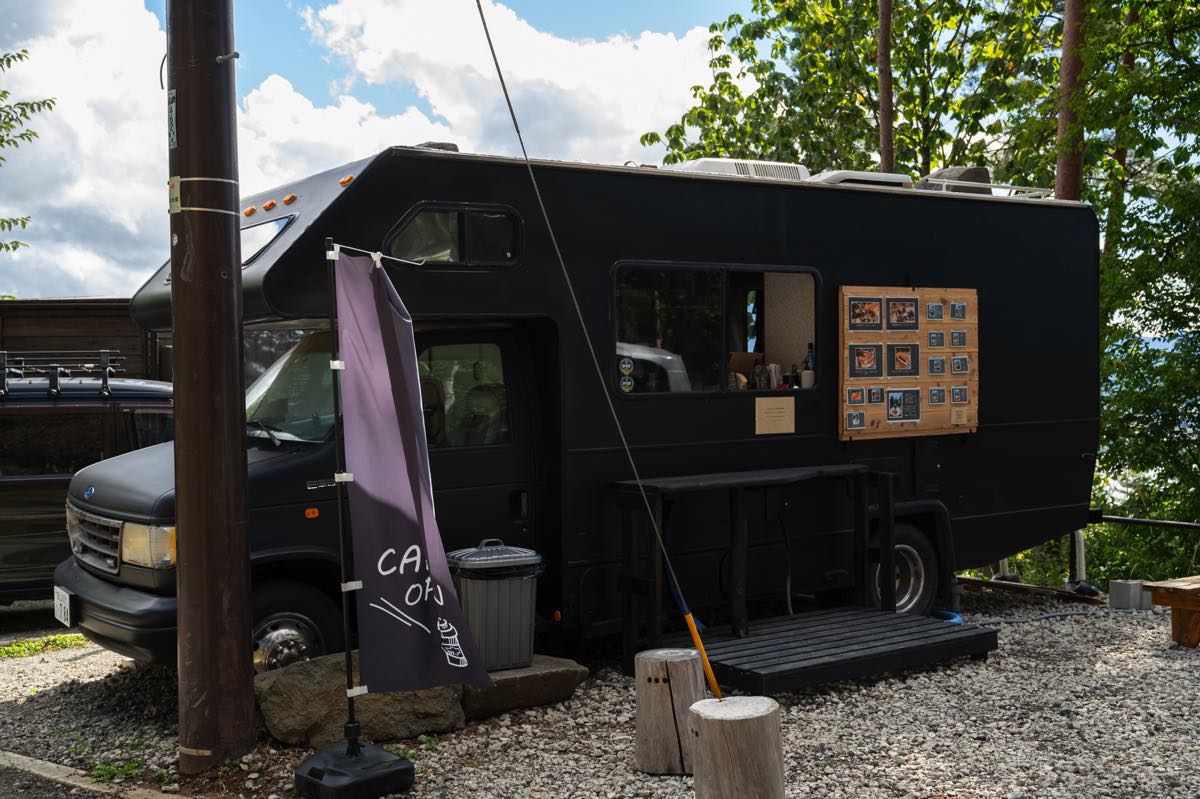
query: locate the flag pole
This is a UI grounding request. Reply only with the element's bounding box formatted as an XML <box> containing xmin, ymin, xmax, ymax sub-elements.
<box><xmin>293</xmin><ymin>238</ymin><xmax>415</xmax><ymax>799</ymax></box>
<box><xmin>324</xmin><ymin>236</ymin><xmax>361</xmax><ymax>757</ymax></box>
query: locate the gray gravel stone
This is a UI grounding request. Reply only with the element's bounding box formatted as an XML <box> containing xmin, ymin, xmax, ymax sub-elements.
<box><xmin>1</xmin><ymin>591</ymin><xmax>1195</xmax><ymax>798</ymax></box>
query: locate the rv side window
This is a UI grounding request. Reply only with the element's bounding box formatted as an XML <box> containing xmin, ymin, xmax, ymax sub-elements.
<box><xmin>385</xmin><ymin>205</ymin><xmax>519</xmax><ymax>267</ymax></box>
<box><xmin>417</xmin><ymin>343</ymin><xmax>510</xmax><ymax>448</ymax></box>
<box><xmin>615</xmin><ymin>266</ymin><xmax>816</xmax><ymax>395</ymax></box>
<box><xmin>616</xmin><ymin>269</ymin><xmax>724</xmax><ymax>393</ymax></box>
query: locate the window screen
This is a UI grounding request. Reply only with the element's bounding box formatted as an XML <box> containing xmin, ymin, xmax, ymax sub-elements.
<box><xmin>417</xmin><ymin>342</ymin><xmax>509</xmax><ymax>447</ymax></box>
<box><xmin>387</xmin><ymin>210</ymin><xmax>461</xmax><ymax>264</ymax></box>
<box><xmin>385</xmin><ymin>205</ymin><xmax>518</xmax><ymax>267</ymax></box>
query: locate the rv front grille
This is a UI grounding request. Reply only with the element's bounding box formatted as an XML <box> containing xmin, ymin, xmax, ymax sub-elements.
<box><xmin>66</xmin><ymin>501</ymin><xmax>122</xmax><ymax>574</ymax></box>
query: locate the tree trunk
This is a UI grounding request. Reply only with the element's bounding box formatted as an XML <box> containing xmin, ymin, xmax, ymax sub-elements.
<box><xmin>1103</xmin><ymin>7</ymin><xmax>1138</xmax><ymax>255</ymax></box>
<box><xmin>633</xmin><ymin>649</ymin><xmax>706</xmax><ymax>775</ymax></box>
<box><xmin>1055</xmin><ymin>0</ymin><xmax>1087</xmax><ymax>200</ymax></box>
<box><xmin>877</xmin><ymin>0</ymin><xmax>895</xmax><ymax>172</ymax></box>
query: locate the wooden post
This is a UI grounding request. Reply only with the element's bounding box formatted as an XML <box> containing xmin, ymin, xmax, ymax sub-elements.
<box><xmin>689</xmin><ymin>697</ymin><xmax>785</xmax><ymax>799</ymax></box>
<box><xmin>634</xmin><ymin>649</ymin><xmax>706</xmax><ymax>775</ymax></box>
<box><xmin>167</xmin><ymin>0</ymin><xmax>255</xmax><ymax>774</ymax></box>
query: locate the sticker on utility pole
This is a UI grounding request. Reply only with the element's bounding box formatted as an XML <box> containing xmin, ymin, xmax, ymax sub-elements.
<box><xmin>168</xmin><ymin>177</ymin><xmax>181</xmax><ymax>214</ymax></box>
<box><xmin>167</xmin><ymin>90</ymin><xmax>177</xmax><ymax>149</ymax></box>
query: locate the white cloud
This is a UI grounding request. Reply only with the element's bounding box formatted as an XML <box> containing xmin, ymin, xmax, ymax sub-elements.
<box><xmin>303</xmin><ymin>0</ymin><xmax>716</xmax><ymax>164</ymax></box>
<box><xmin>0</xmin><ymin>0</ymin><xmax>720</xmax><ymax>299</ymax></box>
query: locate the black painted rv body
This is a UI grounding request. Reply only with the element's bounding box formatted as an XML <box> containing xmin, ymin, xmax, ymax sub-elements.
<box><xmin>60</xmin><ymin>146</ymin><xmax>1099</xmax><ymax>660</ymax></box>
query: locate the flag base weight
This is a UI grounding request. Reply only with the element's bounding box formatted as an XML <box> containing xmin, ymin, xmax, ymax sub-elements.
<box><xmin>294</xmin><ymin>742</ymin><xmax>414</xmax><ymax>798</ymax></box>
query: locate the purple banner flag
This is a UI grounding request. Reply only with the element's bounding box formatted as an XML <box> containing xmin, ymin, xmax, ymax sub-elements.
<box><xmin>334</xmin><ymin>251</ymin><xmax>491</xmax><ymax>691</ymax></box>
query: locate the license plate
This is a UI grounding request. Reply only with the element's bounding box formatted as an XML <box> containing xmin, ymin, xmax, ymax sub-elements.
<box><xmin>53</xmin><ymin>585</ymin><xmax>73</xmax><ymax>627</ymax></box>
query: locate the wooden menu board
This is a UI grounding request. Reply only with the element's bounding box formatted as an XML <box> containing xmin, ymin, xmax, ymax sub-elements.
<box><xmin>839</xmin><ymin>286</ymin><xmax>979</xmax><ymax>441</ymax></box>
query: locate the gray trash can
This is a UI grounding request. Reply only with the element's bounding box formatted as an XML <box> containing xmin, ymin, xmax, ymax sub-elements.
<box><xmin>446</xmin><ymin>538</ymin><xmax>542</xmax><ymax>671</ymax></box>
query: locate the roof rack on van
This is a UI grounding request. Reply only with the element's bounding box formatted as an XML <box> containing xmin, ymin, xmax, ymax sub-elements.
<box><xmin>0</xmin><ymin>350</ymin><xmax>125</xmax><ymax>398</ymax></box>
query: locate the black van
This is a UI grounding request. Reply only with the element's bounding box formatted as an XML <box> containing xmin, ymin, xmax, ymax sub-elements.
<box><xmin>55</xmin><ymin>146</ymin><xmax>1099</xmax><ymax>669</ymax></box>
<box><xmin>0</xmin><ymin>363</ymin><xmax>172</xmax><ymax>604</ymax></box>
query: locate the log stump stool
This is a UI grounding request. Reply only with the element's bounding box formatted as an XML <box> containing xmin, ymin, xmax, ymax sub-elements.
<box><xmin>1145</xmin><ymin>576</ymin><xmax>1200</xmax><ymax>648</ymax></box>
<box><xmin>689</xmin><ymin>696</ymin><xmax>784</xmax><ymax>799</ymax></box>
<box><xmin>633</xmin><ymin>648</ymin><xmax>706</xmax><ymax>775</ymax></box>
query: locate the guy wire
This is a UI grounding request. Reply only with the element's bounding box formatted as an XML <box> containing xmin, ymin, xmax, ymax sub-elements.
<box><xmin>473</xmin><ymin>0</ymin><xmax>721</xmax><ymax>697</ymax></box>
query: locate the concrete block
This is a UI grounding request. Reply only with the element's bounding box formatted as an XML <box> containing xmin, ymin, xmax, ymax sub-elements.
<box><xmin>462</xmin><ymin>654</ymin><xmax>589</xmax><ymax>721</ymax></box>
<box><xmin>1109</xmin><ymin>580</ymin><xmax>1153</xmax><ymax>610</ymax></box>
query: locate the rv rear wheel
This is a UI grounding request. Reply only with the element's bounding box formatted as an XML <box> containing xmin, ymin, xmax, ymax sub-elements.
<box><xmin>871</xmin><ymin>524</ymin><xmax>938</xmax><ymax>616</ymax></box>
<box><xmin>251</xmin><ymin>580</ymin><xmax>344</xmax><ymax>673</ymax></box>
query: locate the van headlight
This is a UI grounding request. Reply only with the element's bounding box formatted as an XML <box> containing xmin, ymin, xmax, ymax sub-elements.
<box><xmin>121</xmin><ymin>523</ymin><xmax>177</xmax><ymax>568</ymax></box>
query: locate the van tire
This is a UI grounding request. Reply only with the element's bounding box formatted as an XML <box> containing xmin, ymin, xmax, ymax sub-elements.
<box><xmin>251</xmin><ymin>580</ymin><xmax>344</xmax><ymax>673</ymax></box>
<box><xmin>871</xmin><ymin>523</ymin><xmax>938</xmax><ymax>616</ymax></box>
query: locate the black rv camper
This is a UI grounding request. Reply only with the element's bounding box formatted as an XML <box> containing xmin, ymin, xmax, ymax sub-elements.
<box><xmin>54</xmin><ymin>146</ymin><xmax>1098</xmax><ymax>675</ymax></box>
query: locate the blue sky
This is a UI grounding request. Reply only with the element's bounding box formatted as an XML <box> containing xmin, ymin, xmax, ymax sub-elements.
<box><xmin>142</xmin><ymin>1</ymin><xmax>751</xmax><ymax>119</ymax></box>
<box><xmin>3</xmin><ymin>0</ymin><xmax>755</xmax><ymax>298</ymax></box>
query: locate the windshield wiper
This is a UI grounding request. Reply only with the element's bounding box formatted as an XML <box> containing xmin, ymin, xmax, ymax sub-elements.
<box><xmin>247</xmin><ymin>419</ymin><xmax>282</xmax><ymax>447</ymax></box>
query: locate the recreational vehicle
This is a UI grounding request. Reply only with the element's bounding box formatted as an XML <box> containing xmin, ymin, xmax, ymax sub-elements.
<box><xmin>54</xmin><ymin>146</ymin><xmax>1099</xmax><ymax>672</ymax></box>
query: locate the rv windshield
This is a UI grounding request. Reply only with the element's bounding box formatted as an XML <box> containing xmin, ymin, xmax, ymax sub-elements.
<box><xmin>245</xmin><ymin>331</ymin><xmax>333</xmax><ymax>443</ymax></box>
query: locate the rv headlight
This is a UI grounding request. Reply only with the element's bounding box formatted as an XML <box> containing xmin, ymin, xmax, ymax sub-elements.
<box><xmin>121</xmin><ymin>523</ymin><xmax>176</xmax><ymax>569</ymax></box>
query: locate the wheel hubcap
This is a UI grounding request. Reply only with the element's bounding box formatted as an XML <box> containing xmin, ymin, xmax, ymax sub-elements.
<box><xmin>252</xmin><ymin>615</ymin><xmax>323</xmax><ymax>673</ymax></box>
<box><xmin>875</xmin><ymin>543</ymin><xmax>927</xmax><ymax>613</ymax></box>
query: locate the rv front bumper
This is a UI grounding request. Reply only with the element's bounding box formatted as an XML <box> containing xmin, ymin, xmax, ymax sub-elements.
<box><xmin>53</xmin><ymin>558</ymin><xmax>177</xmax><ymax>664</ymax></box>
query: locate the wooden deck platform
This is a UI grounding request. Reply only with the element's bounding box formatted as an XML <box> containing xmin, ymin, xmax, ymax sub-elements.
<box><xmin>665</xmin><ymin>607</ymin><xmax>998</xmax><ymax>694</ymax></box>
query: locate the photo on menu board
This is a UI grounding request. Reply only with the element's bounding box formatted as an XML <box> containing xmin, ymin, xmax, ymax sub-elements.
<box><xmin>950</xmin><ymin>302</ymin><xmax>968</xmax><ymax>320</ymax></box>
<box><xmin>848</xmin><ymin>344</ymin><xmax>883</xmax><ymax>378</ymax></box>
<box><xmin>927</xmin><ymin>303</ymin><xmax>944</xmax><ymax>320</ymax></box>
<box><xmin>886</xmin><ymin>298</ymin><xmax>919</xmax><ymax>330</ymax></box>
<box><xmin>848</xmin><ymin>297</ymin><xmax>883</xmax><ymax>331</ymax></box>
<box><xmin>886</xmin><ymin>343</ymin><xmax>920</xmax><ymax>377</ymax></box>
<box><xmin>887</xmin><ymin>388</ymin><xmax>921</xmax><ymax>422</ymax></box>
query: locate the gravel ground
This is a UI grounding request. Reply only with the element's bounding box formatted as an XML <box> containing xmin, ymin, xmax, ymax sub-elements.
<box><xmin>0</xmin><ymin>590</ymin><xmax>1195</xmax><ymax>798</ymax></box>
<box><xmin>0</xmin><ymin>766</ymin><xmax>104</xmax><ymax>798</ymax></box>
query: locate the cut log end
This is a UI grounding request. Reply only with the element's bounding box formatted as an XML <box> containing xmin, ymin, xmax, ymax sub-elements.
<box><xmin>690</xmin><ymin>695</ymin><xmax>785</xmax><ymax>799</ymax></box>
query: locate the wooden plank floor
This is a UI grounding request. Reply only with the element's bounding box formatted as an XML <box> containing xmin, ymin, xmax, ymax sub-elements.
<box><xmin>664</xmin><ymin>607</ymin><xmax>997</xmax><ymax>694</ymax></box>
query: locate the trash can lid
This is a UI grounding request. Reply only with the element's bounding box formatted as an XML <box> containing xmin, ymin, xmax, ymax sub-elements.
<box><xmin>446</xmin><ymin>538</ymin><xmax>542</xmax><ymax>569</ymax></box>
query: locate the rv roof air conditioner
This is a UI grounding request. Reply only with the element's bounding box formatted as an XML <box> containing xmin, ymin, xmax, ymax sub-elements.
<box><xmin>806</xmin><ymin>170</ymin><xmax>913</xmax><ymax>189</ymax></box>
<box><xmin>661</xmin><ymin>158</ymin><xmax>811</xmax><ymax>182</ymax></box>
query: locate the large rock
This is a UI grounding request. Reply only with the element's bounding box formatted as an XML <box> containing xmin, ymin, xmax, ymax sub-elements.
<box><xmin>254</xmin><ymin>650</ymin><xmax>464</xmax><ymax>748</ymax></box>
<box><xmin>462</xmin><ymin>654</ymin><xmax>589</xmax><ymax>721</ymax></box>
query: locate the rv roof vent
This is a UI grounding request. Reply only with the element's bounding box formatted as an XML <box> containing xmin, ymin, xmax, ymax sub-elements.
<box><xmin>806</xmin><ymin>169</ymin><xmax>912</xmax><ymax>189</ymax></box>
<box><xmin>661</xmin><ymin>158</ymin><xmax>810</xmax><ymax>181</ymax></box>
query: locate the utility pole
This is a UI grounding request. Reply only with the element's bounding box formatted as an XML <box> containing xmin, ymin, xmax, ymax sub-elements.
<box><xmin>1055</xmin><ymin>0</ymin><xmax>1086</xmax><ymax>201</ymax></box>
<box><xmin>166</xmin><ymin>0</ymin><xmax>255</xmax><ymax>773</ymax></box>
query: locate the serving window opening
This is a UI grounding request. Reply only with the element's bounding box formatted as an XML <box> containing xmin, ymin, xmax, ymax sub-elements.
<box><xmin>615</xmin><ymin>265</ymin><xmax>816</xmax><ymax>395</ymax></box>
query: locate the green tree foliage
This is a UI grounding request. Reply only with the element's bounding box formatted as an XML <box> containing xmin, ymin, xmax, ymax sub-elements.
<box><xmin>641</xmin><ymin>0</ymin><xmax>1060</xmax><ymax>176</ymax></box>
<box><xmin>646</xmin><ymin>2</ymin><xmax>1200</xmax><ymax>586</ymax></box>
<box><xmin>1</xmin><ymin>50</ymin><xmax>56</xmax><ymax>253</ymax></box>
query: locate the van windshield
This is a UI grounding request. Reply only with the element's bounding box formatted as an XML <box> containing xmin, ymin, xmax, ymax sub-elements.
<box><xmin>245</xmin><ymin>331</ymin><xmax>333</xmax><ymax>443</ymax></box>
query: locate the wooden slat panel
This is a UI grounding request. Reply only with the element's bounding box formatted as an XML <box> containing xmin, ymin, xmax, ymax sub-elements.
<box><xmin>667</xmin><ymin>607</ymin><xmax>998</xmax><ymax>694</ymax></box>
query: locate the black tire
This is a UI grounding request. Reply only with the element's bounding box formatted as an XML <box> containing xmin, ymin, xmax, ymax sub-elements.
<box><xmin>871</xmin><ymin>523</ymin><xmax>938</xmax><ymax>616</ymax></box>
<box><xmin>251</xmin><ymin>579</ymin><xmax>344</xmax><ymax>673</ymax></box>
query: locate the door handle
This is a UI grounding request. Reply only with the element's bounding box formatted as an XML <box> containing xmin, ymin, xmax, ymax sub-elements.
<box><xmin>509</xmin><ymin>490</ymin><xmax>529</xmax><ymax>523</ymax></box>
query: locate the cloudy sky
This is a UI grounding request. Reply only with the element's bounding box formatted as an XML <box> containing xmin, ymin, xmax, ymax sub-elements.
<box><xmin>0</xmin><ymin>0</ymin><xmax>751</xmax><ymax>299</ymax></box>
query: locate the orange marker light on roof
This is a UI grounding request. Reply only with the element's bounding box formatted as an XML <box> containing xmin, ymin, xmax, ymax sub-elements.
<box><xmin>304</xmin><ymin>507</ymin><xmax>320</xmax><ymax>519</ymax></box>
<box><xmin>339</xmin><ymin>174</ymin><xmax>355</xmax><ymax>186</ymax></box>
<box><xmin>282</xmin><ymin>193</ymin><xmax>297</xmax><ymax>205</ymax></box>
<box><xmin>262</xmin><ymin>200</ymin><xmax>277</xmax><ymax>211</ymax></box>
<box><xmin>243</xmin><ymin>206</ymin><xmax>256</xmax><ymax>216</ymax></box>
